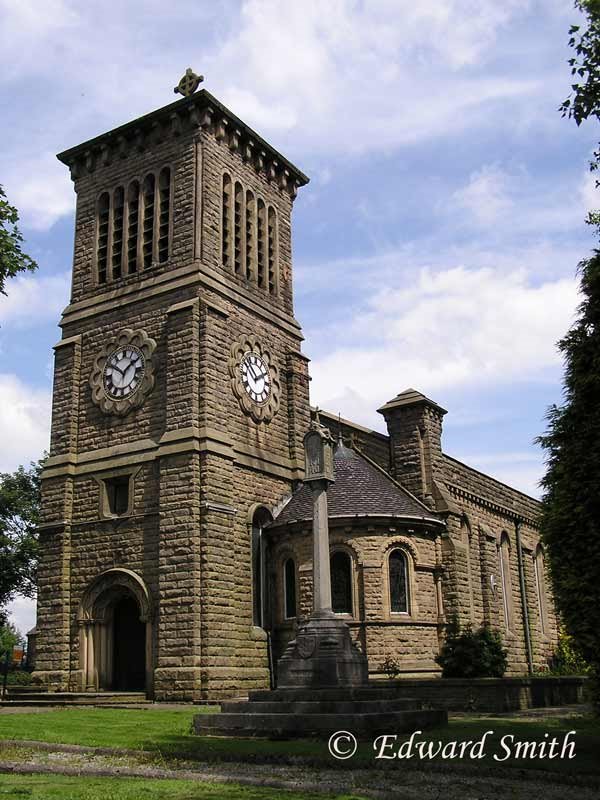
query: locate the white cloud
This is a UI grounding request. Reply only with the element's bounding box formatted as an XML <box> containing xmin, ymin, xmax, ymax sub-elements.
<box><xmin>452</xmin><ymin>164</ymin><xmax>514</xmax><ymax>225</ymax></box>
<box><xmin>0</xmin><ymin>0</ymin><xmax>552</xmax><ymax>229</ymax></box>
<box><xmin>308</xmin><ymin>266</ymin><xmax>579</xmax><ymax>430</ymax></box>
<box><xmin>214</xmin><ymin>0</ymin><xmax>539</xmax><ymax>154</ymax></box>
<box><xmin>0</xmin><ymin>374</ymin><xmax>51</xmax><ymax>471</ymax></box>
<box><xmin>2</xmin><ymin>154</ymin><xmax>75</xmax><ymax>231</ymax></box>
<box><xmin>0</xmin><ymin>271</ymin><xmax>70</xmax><ymax>328</ymax></box>
<box><xmin>580</xmin><ymin>170</ymin><xmax>599</xmax><ymax>213</ymax></box>
<box><xmin>0</xmin><ymin>0</ymin><xmax>78</xmax><ymax>81</ymax></box>
<box><xmin>5</xmin><ymin>596</ymin><xmax>36</xmax><ymax>638</ymax></box>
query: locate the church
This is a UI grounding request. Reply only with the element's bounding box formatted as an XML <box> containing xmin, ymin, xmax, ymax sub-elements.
<box><xmin>33</xmin><ymin>74</ymin><xmax>557</xmax><ymax>701</ymax></box>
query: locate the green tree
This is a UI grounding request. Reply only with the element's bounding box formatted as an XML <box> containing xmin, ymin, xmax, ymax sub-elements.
<box><xmin>0</xmin><ymin>620</ymin><xmax>22</xmax><ymax>658</ymax></box>
<box><xmin>539</xmin><ymin>0</ymin><xmax>600</xmax><ymax>708</ymax></box>
<box><xmin>0</xmin><ymin>184</ymin><xmax>37</xmax><ymax>296</ymax></box>
<box><xmin>0</xmin><ymin>460</ymin><xmax>43</xmax><ymax>615</ymax></box>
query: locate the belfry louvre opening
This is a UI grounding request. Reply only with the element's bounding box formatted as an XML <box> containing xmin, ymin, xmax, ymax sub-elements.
<box><xmin>95</xmin><ymin>166</ymin><xmax>172</xmax><ymax>284</ymax></box>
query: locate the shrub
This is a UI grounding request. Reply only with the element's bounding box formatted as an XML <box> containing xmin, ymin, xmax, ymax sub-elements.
<box><xmin>544</xmin><ymin>625</ymin><xmax>590</xmax><ymax>676</ymax></box>
<box><xmin>436</xmin><ymin>617</ymin><xmax>507</xmax><ymax>678</ymax></box>
<box><xmin>381</xmin><ymin>655</ymin><xmax>401</xmax><ymax>679</ymax></box>
<box><xmin>6</xmin><ymin>669</ymin><xmax>32</xmax><ymax>685</ymax></box>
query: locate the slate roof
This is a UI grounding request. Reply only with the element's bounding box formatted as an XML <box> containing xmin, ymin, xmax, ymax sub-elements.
<box><xmin>270</xmin><ymin>442</ymin><xmax>441</xmax><ymax>527</ymax></box>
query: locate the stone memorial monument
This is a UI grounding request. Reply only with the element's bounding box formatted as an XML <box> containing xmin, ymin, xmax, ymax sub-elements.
<box><xmin>276</xmin><ymin>416</ymin><xmax>368</xmax><ymax>688</ymax></box>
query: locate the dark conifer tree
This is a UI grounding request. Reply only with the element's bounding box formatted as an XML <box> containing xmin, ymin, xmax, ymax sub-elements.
<box><xmin>539</xmin><ymin>0</ymin><xmax>600</xmax><ymax>706</ymax></box>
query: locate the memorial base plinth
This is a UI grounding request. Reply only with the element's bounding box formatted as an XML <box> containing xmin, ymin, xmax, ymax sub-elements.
<box><xmin>276</xmin><ymin>614</ymin><xmax>368</xmax><ymax>688</ymax></box>
<box><xmin>193</xmin><ymin>686</ymin><xmax>447</xmax><ymax>738</ymax></box>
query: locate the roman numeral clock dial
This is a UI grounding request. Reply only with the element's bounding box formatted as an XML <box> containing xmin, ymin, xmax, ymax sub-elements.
<box><xmin>240</xmin><ymin>353</ymin><xmax>271</xmax><ymax>404</ymax></box>
<box><xmin>229</xmin><ymin>335</ymin><xmax>281</xmax><ymax>424</ymax></box>
<box><xmin>90</xmin><ymin>328</ymin><xmax>157</xmax><ymax>416</ymax></box>
<box><xmin>103</xmin><ymin>346</ymin><xmax>145</xmax><ymax>399</ymax></box>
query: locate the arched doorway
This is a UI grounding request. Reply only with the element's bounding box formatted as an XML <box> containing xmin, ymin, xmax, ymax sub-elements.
<box><xmin>113</xmin><ymin>596</ymin><xmax>146</xmax><ymax>690</ymax></box>
<box><xmin>78</xmin><ymin>569</ymin><xmax>152</xmax><ymax>695</ymax></box>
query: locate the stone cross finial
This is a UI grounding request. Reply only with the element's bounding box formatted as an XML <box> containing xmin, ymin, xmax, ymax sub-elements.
<box><xmin>174</xmin><ymin>68</ymin><xmax>204</xmax><ymax>97</ymax></box>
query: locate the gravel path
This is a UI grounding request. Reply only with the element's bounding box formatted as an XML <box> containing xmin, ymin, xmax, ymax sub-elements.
<box><xmin>0</xmin><ymin>739</ymin><xmax>598</xmax><ymax>800</ymax></box>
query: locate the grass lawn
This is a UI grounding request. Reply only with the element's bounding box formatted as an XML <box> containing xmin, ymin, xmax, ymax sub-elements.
<box><xmin>0</xmin><ymin>774</ymin><xmax>365</xmax><ymax>800</ymax></box>
<box><xmin>0</xmin><ymin>708</ymin><xmax>200</xmax><ymax>751</ymax></box>
<box><xmin>0</xmin><ymin>707</ymin><xmax>598</xmax><ymax>777</ymax></box>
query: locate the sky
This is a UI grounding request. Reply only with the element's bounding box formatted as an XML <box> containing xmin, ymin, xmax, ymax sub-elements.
<box><xmin>0</xmin><ymin>0</ymin><xmax>597</xmax><ymax>634</ymax></box>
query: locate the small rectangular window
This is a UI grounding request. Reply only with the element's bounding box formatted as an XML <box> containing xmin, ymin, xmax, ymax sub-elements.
<box><xmin>105</xmin><ymin>476</ymin><xmax>130</xmax><ymax>516</ymax></box>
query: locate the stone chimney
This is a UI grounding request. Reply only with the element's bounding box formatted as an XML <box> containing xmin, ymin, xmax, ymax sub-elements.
<box><xmin>377</xmin><ymin>388</ymin><xmax>447</xmax><ymax>508</ymax></box>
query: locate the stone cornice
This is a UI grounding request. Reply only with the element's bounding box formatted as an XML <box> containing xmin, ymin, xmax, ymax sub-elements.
<box><xmin>56</xmin><ymin>89</ymin><xmax>309</xmax><ymax>200</ymax></box>
<box><xmin>42</xmin><ymin>428</ymin><xmax>302</xmax><ymax>481</ymax></box>
<box><xmin>444</xmin><ymin>481</ymin><xmax>539</xmax><ymax>528</ymax></box>
<box><xmin>59</xmin><ymin>260</ymin><xmax>304</xmax><ymax>340</ymax></box>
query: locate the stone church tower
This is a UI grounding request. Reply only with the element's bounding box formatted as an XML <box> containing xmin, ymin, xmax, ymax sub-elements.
<box><xmin>34</xmin><ymin>78</ymin><xmax>311</xmax><ymax>701</ymax></box>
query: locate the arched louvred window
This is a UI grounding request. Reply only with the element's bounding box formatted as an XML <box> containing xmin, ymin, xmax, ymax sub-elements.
<box><xmin>126</xmin><ymin>181</ymin><xmax>140</xmax><ymax>274</ymax></box>
<box><xmin>257</xmin><ymin>199</ymin><xmax>267</xmax><ymax>289</ymax></box>
<box><xmin>267</xmin><ymin>206</ymin><xmax>278</xmax><ymax>294</ymax></box>
<box><xmin>234</xmin><ymin>181</ymin><xmax>243</xmax><ymax>275</ymax></box>
<box><xmin>331</xmin><ymin>551</ymin><xmax>353</xmax><ymax>614</ymax></box>
<box><xmin>534</xmin><ymin>544</ymin><xmax>548</xmax><ymax>634</ymax></box>
<box><xmin>222</xmin><ymin>173</ymin><xmax>231</xmax><ymax>267</ymax></box>
<box><xmin>389</xmin><ymin>549</ymin><xmax>409</xmax><ymax>613</ymax></box>
<box><xmin>283</xmin><ymin>557</ymin><xmax>296</xmax><ymax>619</ymax></box>
<box><xmin>96</xmin><ymin>192</ymin><xmax>110</xmax><ymax>285</ymax></box>
<box><xmin>245</xmin><ymin>190</ymin><xmax>255</xmax><ymax>281</ymax></box>
<box><xmin>142</xmin><ymin>173</ymin><xmax>156</xmax><ymax>270</ymax></box>
<box><xmin>111</xmin><ymin>187</ymin><xmax>124</xmax><ymax>280</ymax></box>
<box><xmin>499</xmin><ymin>532</ymin><xmax>514</xmax><ymax>631</ymax></box>
<box><xmin>158</xmin><ymin>167</ymin><xmax>171</xmax><ymax>264</ymax></box>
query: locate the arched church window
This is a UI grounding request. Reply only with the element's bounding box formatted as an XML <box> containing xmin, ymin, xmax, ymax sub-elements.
<box><xmin>331</xmin><ymin>551</ymin><xmax>353</xmax><ymax>614</ymax></box>
<box><xmin>96</xmin><ymin>192</ymin><xmax>110</xmax><ymax>284</ymax></box>
<box><xmin>283</xmin><ymin>557</ymin><xmax>296</xmax><ymax>619</ymax></box>
<box><xmin>245</xmin><ymin>190</ymin><xmax>255</xmax><ymax>281</ymax></box>
<box><xmin>158</xmin><ymin>167</ymin><xmax>171</xmax><ymax>264</ymax></box>
<box><xmin>234</xmin><ymin>181</ymin><xmax>243</xmax><ymax>275</ymax></box>
<box><xmin>267</xmin><ymin>206</ymin><xmax>278</xmax><ymax>294</ymax></box>
<box><xmin>111</xmin><ymin>187</ymin><xmax>124</xmax><ymax>280</ymax></box>
<box><xmin>127</xmin><ymin>181</ymin><xmax>140</xmax><ymax>274</ymax></box>
<box><xmin>499</xmin><ymin>532</ymin><xmax>514</xmax><ymax>631</ymax></box>
<box><xmin>142</xmin><ymin>173</ymin><xmax>156</xmax><ymax>269</ymax></box>
<box><xmin>257</xmin><ymin>199</ymin><xmax>267</xmax><ymax>289</ymax></box>
<box><xmin>389</xmin><ymin>549</ymin><xmax>409</xmax><ymax>613</ymax></box>
<box><xmin>221</xmin><ymin>173</ymin><xmax>231</xmax><ymax>267</ymax></box>
<box><xmin>534</xmin><ymin>544</ymin><xmax>548</xmax><ymax>634</ymax></box>
<box><xmin>251</xmin><ymin>507</ymin><xmax>272</xmax><ymax>628</ymax></box>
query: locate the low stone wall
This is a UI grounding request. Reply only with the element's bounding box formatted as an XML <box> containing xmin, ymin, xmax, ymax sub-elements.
<box><xmin>376</xmin><ymin>676</ymin><xmax>587</xmax><ymax>712</ymax></box>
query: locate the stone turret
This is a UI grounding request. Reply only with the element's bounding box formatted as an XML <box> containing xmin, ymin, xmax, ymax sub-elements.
<box><xmin>377</xmin><ymin>388</ymin><xmax>447</xmax><ymax>508</ymax></box>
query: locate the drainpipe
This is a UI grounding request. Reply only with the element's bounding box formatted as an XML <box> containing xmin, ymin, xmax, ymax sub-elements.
<box><xmin>515</xmin><ymin>518</ymin><xmax>533</xmax><ymax>675</ymax></box>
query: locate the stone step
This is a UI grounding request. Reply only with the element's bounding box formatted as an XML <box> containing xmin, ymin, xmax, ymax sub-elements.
<box><xmin>249</xmin><ymin>687</ymin><xmax>421</xmax><ymax>702</ymax></box>
<box><xmin>1</xmin><ymin>692</ymin><xmax>147</xmax><ymax>706</ymax></box>
<box><xmin>220</xmin><ymin>697</ymin><xmax>420</xmax><ymax>714</ymax></box>
<box><xmin>0</xmin><ymin>700</ymin><xmax>153</xmax><ymax>708</ymax></box>
<box><xmin>194</xmin><ymin>708</ymin><xmax>447</xmax><ymax>738</ymax></box>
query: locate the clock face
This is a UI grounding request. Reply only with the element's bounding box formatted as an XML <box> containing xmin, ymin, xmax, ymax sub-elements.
<box><xmin>103</xmin><ymin>345</ymin><xmax>145</xmax><ymax>400</ymax></box>
<box><xmin>240</xmin><ymin>352</ymin><xmax>271</xmax><ymax>404</ymax></box>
